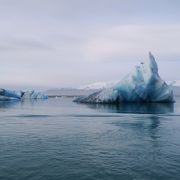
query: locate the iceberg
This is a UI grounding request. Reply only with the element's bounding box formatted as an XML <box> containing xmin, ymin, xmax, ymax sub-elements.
<box><xmin>0</xmin><ymin>89</ymin><xmax>48</xmax><ymax>101</ymax></box>
<box><xmin>22</xmin><ymin>90</ymin><xmax>48</xmax><ymax>99</ymax></box>
<box><xmin>74</xmin><ymin>52</ymin><xmax>174</xmax><ymax>103</ymax></box>
<box><xmin>0</xmin><ymin>89</ymin><xmax>21</xmax><ymax>101</ymax></box>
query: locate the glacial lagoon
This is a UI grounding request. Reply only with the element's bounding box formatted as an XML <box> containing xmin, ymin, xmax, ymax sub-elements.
<box><xmin>0</xmin><ymin>97</ymin><xmax>180</xmax><ymax>180</ymax></box>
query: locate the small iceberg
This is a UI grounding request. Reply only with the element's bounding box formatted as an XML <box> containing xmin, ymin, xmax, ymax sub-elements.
<box><xmin>74</xmin><ymin>52</ymin><xmax>174</xmax><ymax>103</ymax></box>
<box><xmin>21</xmin><ymin>90</ymin><xmax>48</xmax><ymax>100</ymax></box>
<box><xmin>0</xmin><ymin>89</ymin><xmax>48</xmax><ymax>101</ymax></box>
<box><xmin>0</xmin><ymin>89</ymin><xmax>21</xmax><ymax>101</ymax></box>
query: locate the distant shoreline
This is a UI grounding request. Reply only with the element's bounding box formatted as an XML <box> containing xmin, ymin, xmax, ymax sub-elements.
<box><xmin>48</xmin><ymin>95</ymin><xmax>77</xmax><ymax>98</ymax></box>
<box><xmin>46</xmin><ymin>86</ymin><xmax>180</xmax><ymax>99</ymax></box>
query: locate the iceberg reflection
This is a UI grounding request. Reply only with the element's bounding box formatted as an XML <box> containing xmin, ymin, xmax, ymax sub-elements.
<box><xmin>86</xmin><ymin>102</ymin><xmax>174</xmax><ymax>114</ymax></box>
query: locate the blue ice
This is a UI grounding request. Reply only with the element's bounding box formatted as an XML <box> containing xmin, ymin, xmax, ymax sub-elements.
<box><xmin>74</xmin><ymin>52</ymin><xmax>174</xmax><ymax>103</ymax></box>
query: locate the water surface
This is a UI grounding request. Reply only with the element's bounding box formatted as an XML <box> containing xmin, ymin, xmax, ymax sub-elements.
<box><xmin>0</xmin><ymin>97</ymin><xmax>180</xmax><ymax>180</ymax></box>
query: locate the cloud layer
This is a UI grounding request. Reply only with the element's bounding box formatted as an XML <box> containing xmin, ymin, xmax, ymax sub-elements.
<box><xmin>0</xmin><ymin>0</ymin><xmax>180</xmax><ymax>89</ymax></box>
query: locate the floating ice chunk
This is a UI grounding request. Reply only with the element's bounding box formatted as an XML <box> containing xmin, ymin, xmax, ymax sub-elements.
<box><xmin>21</xmin><ymin>90</ymin><xmax>48</xmax><ymax>99</ymax></box>
<box><xmin>0</xmin><ymin>89</ymin><xmax>48</xmax><ymax>101</ymax></box>
<box><xmin>74</xmin><ymin>52</ymin><xmax>174</xmax><ymax>103</ymax></box>
<box><xmin>0</xmin><ymin>88</ymin><xmax>21</xmax><ymax>100</ymax></box>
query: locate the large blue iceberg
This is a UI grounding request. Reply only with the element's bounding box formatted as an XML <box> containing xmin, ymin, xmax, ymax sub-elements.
<box><xmin>0</xmin><ymin>89</ymin><xmax>48</xmax><ymax>101</ymax></box>
<box><xmin>74</xmin><ymin>53</ymin><xmax>174</xmax><ymax>103</ymax></box>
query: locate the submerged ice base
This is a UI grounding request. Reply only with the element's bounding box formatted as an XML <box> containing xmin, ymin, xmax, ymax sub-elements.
<box><xmin>74</xmin><ymin>53</ymin><xmax>174</xmax><ymax>103</ymax></box>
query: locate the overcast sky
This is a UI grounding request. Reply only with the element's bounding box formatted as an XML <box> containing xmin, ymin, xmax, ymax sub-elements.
<box><xmin>0</xmin><ymin>0</ymin><xmax>180</xmax><ymax>90</ymax></box>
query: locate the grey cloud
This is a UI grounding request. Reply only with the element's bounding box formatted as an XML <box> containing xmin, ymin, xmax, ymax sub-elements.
<box><xmin>0</xmin><ymin>38</ymin><xmax>51</xmax><ymax>51</ymax></box>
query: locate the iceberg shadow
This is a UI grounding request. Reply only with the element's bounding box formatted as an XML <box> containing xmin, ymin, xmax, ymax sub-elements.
<box><xmin>85</xmin><ymin>102</ymin><xmax>174</xmax><ymax>114</ymax></box>
<box><xmin>0</xmin><ymin>100</ymin><xmax>20</xmax><ymax>109</ymax></box>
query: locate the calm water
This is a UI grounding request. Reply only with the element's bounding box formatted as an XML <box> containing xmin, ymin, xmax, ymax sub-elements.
<box><xmin>0</xmin><ymin>97</ymin><xmax>180</xmax><ymax>180</ymax></box>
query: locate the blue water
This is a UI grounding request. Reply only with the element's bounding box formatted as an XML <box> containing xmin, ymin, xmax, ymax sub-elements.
<box><xmin>0</xmin><ymin>97</ymin><xmax>180</xmax><ymax>180</ymax></box>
